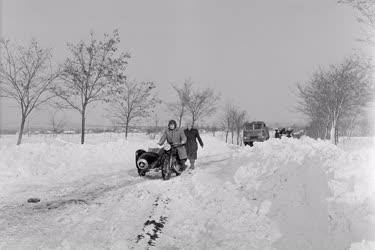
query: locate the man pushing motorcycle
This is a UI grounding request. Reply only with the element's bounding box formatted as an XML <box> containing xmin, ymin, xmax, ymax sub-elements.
<box><xmin>158</xmin><ymin>120</ymin><xmax>188</xmax><ymax>172</ymax></box>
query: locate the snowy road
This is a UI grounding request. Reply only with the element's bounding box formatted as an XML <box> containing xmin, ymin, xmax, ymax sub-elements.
<box><xmin>0</xmin><ymin>151</ymin><xmax>277</xmax><ymax>249</ymax></box>
<box><xmin>0</xmin><ymin>135</ymin><xmax>374</xmax><ymax>249</ymax></box>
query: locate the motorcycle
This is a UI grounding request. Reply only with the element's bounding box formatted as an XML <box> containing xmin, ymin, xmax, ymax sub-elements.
<box><xmin>135</xmin><ymin>143</ymin><xmax>185</xmax><ymax>180</ymax></box>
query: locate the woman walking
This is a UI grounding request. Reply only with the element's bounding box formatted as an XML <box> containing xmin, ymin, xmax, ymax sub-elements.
<box><xmin>184</xmin><ymin>123</ymin><xmax>204</xmax><ymax>170</ymax></box>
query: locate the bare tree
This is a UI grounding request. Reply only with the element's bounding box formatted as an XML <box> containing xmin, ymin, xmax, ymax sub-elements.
<box><xmin>297</xmin><ymin>56</ymin><xmax>373</xmax><ymax>144</ymax></box>
<box><xmin>153</xmin><ymin>110</ymin><xmax>159</xmax><ymax>128</ymax></box>
<box><xmin>339</xmin><ymin>112</ymin><xmax>358</xmax><ymax>138</ymax></box>
<box><xmin>107</xmin><ymin>80</ymin><xmax>158</xmax><ymax>139</ymax></box>
<box><xmin>340</xmin><ymin>0</ymin><xmax>375</xmax><ymax>45</ymax></box>
<box><xmin>54</xmin><ymin>30</ymin><xmax>130</xmax><ymax>144</ymax></box>
<box><xmin>49</xmin><ymin>111</ymin><xmax>65</xmax><ymax>136</ymax></box>
<box><xmin>356</xmin><ymin>110</ymin><xmax>375</xmax><ymax>136</ymax></box>
<box><xmin>184</xmin><ymin>83</ymin><xmax>220</xmax><ymax>127</ymax></box>
<box><xmin>234</xmin><ymin>109</ymin><xmax>247</xmax><ymax>145</ymax></box>
<box><xmin>145</xmin><ymin>110</ymin><xmax>162</xmax><ymax>139</ymax></box>
<box><xmin>210</xmin><ymin>123</ymin><xmax>219</xmax><ymax>137</ymax></box>
<box><xmin>221</xmin><ymin>103</ymin><xmax>236</xmax><ymax>143</ymax></box>
<box><xmin>296</xmin><ymin>70</ymin><xmax>331</xmax><ymax>140</ymax></box>
<box><xmin>168</xmin><ymin>79</ymin><xmax>192</xmax><ymax>127</ymax></box>
<box><xmin>338</xmin><ymin>108</ymin><xmax>373</xmax><ymax>138</ymax></box>
<box><xmin>221</xmin><ymin>103</ymin><xmax>246</xmax><ymax>145</ymax></box>
<box><xmin>0</xmin><ymin>39</ymin><xmax>58</xmax><ymax>145</ymax></box>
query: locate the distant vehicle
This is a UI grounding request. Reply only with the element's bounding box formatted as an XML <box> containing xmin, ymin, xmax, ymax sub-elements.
<box><xmin>292</xmin><ymin>129</ymin><xmax>305</xmax><ymax>139</ymax></box>
<box><xmin>277</xmin><ymin>128</ymin><xmax>294</xmax><ymax>138</ymax></box>
<box><xmin>275</xmin><ymin>128</ymin><xmax>305</xmax><ymax>139</ymax></box>
<box><xmin>243</xmin><ymin>121</ymin><xmax>270</xmax><ymax>146</ymax></box>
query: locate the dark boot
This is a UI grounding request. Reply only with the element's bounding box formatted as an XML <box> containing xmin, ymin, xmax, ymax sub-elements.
<box><xmin>190</xmin><ymin>159</ymin><xmax>195</xmax><ymax>169</ymax></box>
<box><xmin>180</xmin><ymin>159</ymin><xmax>187</xmax><ymax>171</ymax></box>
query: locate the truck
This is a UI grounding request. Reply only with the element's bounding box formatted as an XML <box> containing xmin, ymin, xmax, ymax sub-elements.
<box><xmin>243</xmin><ymin>121</ymin><xmax>270</xmax><ymax>146</ymax></box>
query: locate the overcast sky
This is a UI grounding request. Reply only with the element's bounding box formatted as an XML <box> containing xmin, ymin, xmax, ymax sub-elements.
<box><xmin>0</xmin><ymin>0</ymin><xmax>370</xmax><ymax>129</ymax></box>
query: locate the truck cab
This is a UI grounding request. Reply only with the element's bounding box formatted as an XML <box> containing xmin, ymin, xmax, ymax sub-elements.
<box><xmin>243</xmin><ymin>121</ymin><xmax>270</xmax><ymax>146</ymax></box>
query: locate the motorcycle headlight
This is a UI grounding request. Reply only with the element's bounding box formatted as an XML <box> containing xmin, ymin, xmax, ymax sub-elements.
<box><xmin>163</xmin><ymin>144</ymin><xmax>171</xmax><ymax>151</ymax></box>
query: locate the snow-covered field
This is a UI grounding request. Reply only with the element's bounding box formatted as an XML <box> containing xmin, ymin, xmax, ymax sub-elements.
<box><xmin>0</xmin><ymin>133</ymin><xmax>374</xmax><ymax>249</ymax></box>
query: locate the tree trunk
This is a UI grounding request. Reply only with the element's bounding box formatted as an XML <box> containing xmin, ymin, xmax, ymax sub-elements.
<box><xmin>236</xmin><ymin>130</ymin><xmax>240</xmax><ymax>145</ymax></box>
<box><xmin>225</xmin><ymin>130</ymin><xmax>229</xmax><ymax>143</ymax></box>
<box><xmin>125</xmin><ymin>120</ymin><xmax>129</xmax><ymax>139</ymax></box>
<box><xmin>178</xmin><ymin>107</ymin><xmax>184</xmax><ymax>128</ymax></box>
<box><xmin>27</xmin><ymin>119</ymin><xmax>31</xmax><ymax>137</ymax></box>
<box><xmin>179</xmin><ymin>113</ymin><xmax>184</xmax><ymax>128</ymax></box>
<box><xmin>81</xmin><ymin>107</ymin><xmax>86</xmax><ymax>145</ymax></box>
<box><xmin>324</xmin><ymin>125</ymin><xmax>329</xmax><ymax>140</ymax></box>
<box><xmin>330</xmin><ymin>118</ymin><xmax>337</xmax><ymax>145</ymax></box>
<box><xmin>231</xmin><ymin>130</ymin><xmax>234</xmax><ymax>144</ymax></box>
<box><xmin>17</xmin><ymin>114</ymin><xmax>26</xmax><ymax>145</ymax></box>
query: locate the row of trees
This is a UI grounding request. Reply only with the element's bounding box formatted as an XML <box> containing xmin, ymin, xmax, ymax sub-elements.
<box><xmin>168</xmin><ymin>86</ymin><xmax>248</xmax><ymax>146</ymax></box>
<box><xmin>297</xmin><ymin>1</ymin><xmax>375</xmax><ymax>144</ymax></box>
<box><xmin>0</xmin><ymin>30</ymin><xmax>221</xmax><ymax>145</ymax></box>
<box><xmin>221</xmin><ymin>103</ymin><xmax>247</xmax><ymax>145</ymax></box>
<box><xmin>0</xmin><ymin>30</ymin><xmax>136</xmax><ymax>144</ymax></box>
<box><xmin>296</xmin><ymin>56</ymin><xmax>373</xmax><ymax>144</ymax></box>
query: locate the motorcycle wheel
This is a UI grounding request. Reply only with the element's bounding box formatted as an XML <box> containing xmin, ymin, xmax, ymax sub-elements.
<box><xmin>173</xmin><ymin>163</ymin><xmax>183</xmax><ymax>176</ymax></box>
<box><xmin>137</xmin><ymin>168</ymin><xmax>146</xmax><ymax>177</ymax></box>
<box><xmin>162</xmin><ymin>156</ymin><xmax>171</xmax><ymax>180</ymax></box>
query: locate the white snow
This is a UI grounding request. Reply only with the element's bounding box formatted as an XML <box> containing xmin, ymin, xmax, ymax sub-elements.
<box><xmin>0</xmin><ymin>133</ymin><xmax>374</xmax><ymax>249</ymax></box>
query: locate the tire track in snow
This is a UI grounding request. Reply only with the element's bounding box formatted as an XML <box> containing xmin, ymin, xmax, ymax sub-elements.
<box><xmin>0</xmin><ymin>172</ymin><xmax>145</xmax><ymax>238</ymax></box>
<box><xmin>134</xmin><ymin>195</ymin><xmax>171</xmax><ymax>249</ymax></box>
<box><xmin>0</xmin><ymin>151</ymin><xmax>235</xmax><ymax>249</ymax></box>
<box><xmin>131</xmin><ymin>152</ymin><xmax>233</xmax><ymax>249</ymax></box>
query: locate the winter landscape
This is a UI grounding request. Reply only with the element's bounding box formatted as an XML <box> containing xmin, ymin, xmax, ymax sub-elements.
<box><xmin>0</xmin><ymin>133</ymin><xmax>374</xmax><ymax>249</ymax></box>
<box><xmin>1</xmin><ymin>0</ymin><xmax>375</xmax><ymax>249</ymax></box>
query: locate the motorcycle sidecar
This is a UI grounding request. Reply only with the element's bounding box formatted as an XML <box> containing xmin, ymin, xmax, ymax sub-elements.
<box><xmin>135</xmin><ymin>148</ymin><xmax>164</xmax><ymax>176</ymax></box>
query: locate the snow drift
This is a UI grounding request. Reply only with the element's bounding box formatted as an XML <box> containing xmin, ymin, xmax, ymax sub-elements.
<box><xmin>0</xmin><ymin>134</ymin><xmax>373</xmax><ymax>249</ymax></box>
<box><xmin>234</xmin><ymin>137</ymin><xmax>375</xmax><ymax>250</ymax></box>
<box><xmin>0</xmin><ymin>133</ymin><xmax>230</xmax><ymax>197</ymax></box>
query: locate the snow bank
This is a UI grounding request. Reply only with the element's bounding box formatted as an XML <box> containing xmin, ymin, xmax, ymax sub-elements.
<box><xmin>0</xmin><ymin>133</ymin><xmax>229</xmax><ymax>196</ymax></box>
<box><xmin>233</xmin><ymin>137</ymin><xmax>375</xmax><ymax>250</ymax></box>
<box><xmin>0</xmin><ymin>140</ymin><xmax>134</xmax><ymax>196</ymax></box>
<box><xmin>0</xmin><ymin>133</ymin><xmax>373</xmax><ymax>249</ymax></box>
<box><xmin>234</xmin><ymin>138</ymin><xmax>331</xmax><ymax>249</ymax></box>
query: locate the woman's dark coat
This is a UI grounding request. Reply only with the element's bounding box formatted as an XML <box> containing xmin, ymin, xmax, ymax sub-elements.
<box><xmin>184</xmin><ymin>128</ymin><xmax>204</xmax><ymax>160</ymax></box>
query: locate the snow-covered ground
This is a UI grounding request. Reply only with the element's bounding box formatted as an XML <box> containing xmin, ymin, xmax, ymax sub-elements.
<box><xmin>0</xmin><ymin>133</ymin><xmax>374</xmax><ymax>249</ymax></box>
